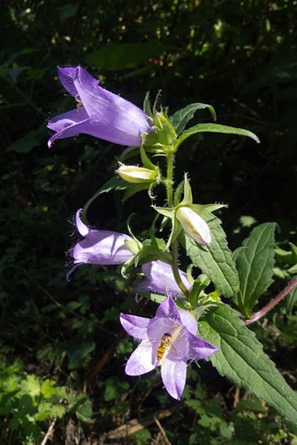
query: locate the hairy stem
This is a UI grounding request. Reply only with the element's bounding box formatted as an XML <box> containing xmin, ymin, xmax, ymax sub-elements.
<box><xmin>245</xmin><ymin>277</ymin><xmax>297</xmax><ymax>325</ymax></box>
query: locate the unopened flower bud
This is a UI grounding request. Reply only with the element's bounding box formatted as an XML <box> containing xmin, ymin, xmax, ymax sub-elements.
<box><xmin>117</xmin><ymin>165</ymin><xmax>157</xmax><ymax>184</ymax></box>
<box><xmin>176</xmin><ymin>206</ymin><xmax>211</xmax><ymax>245</ymax></box>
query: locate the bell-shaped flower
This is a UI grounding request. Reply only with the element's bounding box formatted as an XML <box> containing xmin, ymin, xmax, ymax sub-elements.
<box><xmin>48</xmin><ymin>66</ymin><xmax>152</xmax><ymax>148</ymax></box>
<box><xmin>176</xmin><ymin>206</ymin><xmax>211</xmax><ymax>245</ymax></box>
<box><xmin>120</xmin><ymin>294</ymin><xmax>218</xmax><ymax>400</ymax></box>
<box><xmin>67</xmin><ymin>209</ymin><xmax>135</xmax><ymax>278</ymax></box>
<box><xmin>135</xmin><ymin>260</ymin><xmax>191</xmax><ymax>297</ymax></box>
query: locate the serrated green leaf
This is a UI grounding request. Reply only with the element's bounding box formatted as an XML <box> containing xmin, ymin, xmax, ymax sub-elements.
<box><xmin>184</xmin><ymin>215</ymin><xmax>239</xmax><ymax>297</ymax></box>
<box><xmin>170</xmin><ymin>103</ymin><xmax>217</xmax><ymax>136</ymax></box>
<box><xmin>176</xmin><ymin>123</ymin><xmax>260</xmax><ymax>149</ymax></box>
<box><xmin>199</xmin><ymin>304</ymin><xmax>297</xmax><ymax>426</ymax></box>
<box><xmin>20</xmin><ymin>375</ymin><xmax>41</xmax><ymax>398</ymax></box>
<box><xmin>233</xmin><ymin>223</ymin><xmax>276</xmax><ymax>317</ymax></box>
<box><xmin>41</xmin><ymin>379</ymin><xmax>57</xmax><ymax>399</ymax></box>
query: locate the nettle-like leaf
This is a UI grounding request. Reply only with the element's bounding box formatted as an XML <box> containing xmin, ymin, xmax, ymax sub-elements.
<box><xmin>185</xmin><ymin>215</ymin><xmax>239</xmax><ymax>297</ymax></box>
<box><xmin>199</xmin><ymin>304</ymin><xmax>297</xmax><ymax>426</ymax></box>
<box><xmin>233</xmin><ymin>223</ymin><xmax>276</xmax><ymax>317</ymax></box>
<box><xmin>170</xmin><ymin>103</ymin><xmax>217</xmax><ymax>136</ymax></box>
<box><xmin>175</xmin><ymin>123</ymin><xmax>260</xmax><ymax>149</ymax></box>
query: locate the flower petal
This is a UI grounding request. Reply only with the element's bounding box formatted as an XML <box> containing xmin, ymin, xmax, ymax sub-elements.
<box><xmin>136</xmin><ymin>260</ymin><xmax>190</xmax><ymax>298</ymax></box>
<box><xmin>147</xmin><ymin>317</ymin><xmax>176</xmax><ymax>340</ymax></box>
<box><xmin>47</xmin><ymin>108</ymin><xmax>91</xmax><ymax>147</ymax></box>
<box><xmin>155</xmin><ymin>294</ymin><xmax>181</xmax><ymax>321</ymax></box>
<box><xmin>125</xmin><ymin>342</ymin><xmax>156</xmax><ymax>376</ymax></box>
<box><xmin>161</xmin><ymin>357</ymin><xmax>187</xmax><ymax>400</ymax></box>
<box><xmin>57</xmin><ymin>67</ymin><xmax>80</xmax><ymax>97</ymax></box>
<box><xmin>120</xmin><ymin>313</ymin><xmax>151</xmax><ymax>341</ymax></box>
<box><xmin>179</xmin><ymin>310</ymin><xmax>198</xmax><ymax>336</ymax></box>
<box><xmin>75</xmin><ymin>209</ymin><xmax>90</xmax><ymax>237</ymax></box>
<box><xmin>73</xmin><ymin>231</ymin><xmax>133</xmax><ymax>265</ymax></box>
<box><xmin>187</xmin><ymin>331</ymin><xmax>219</xmax><ymax>360</ymax></box>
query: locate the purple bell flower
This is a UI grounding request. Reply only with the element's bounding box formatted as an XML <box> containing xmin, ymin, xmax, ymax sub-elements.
<box><xmin>120</xmin><ymin>294</ymin><xmax>218</xmax><ymax>400</ymax></box>
<box><xmin>136</xmin><ymin>260</ymin><xmax>191</xmax><ymax>297</ymax></box>
<box><xmin>48</xmin><ymin>66</ymin><xmax>152</xmax><ymax>147</ymax></box>
<box><xmin>67</xmin><ymin>209</ymin><xmax>134</xmax><ymax>278</ymax></box>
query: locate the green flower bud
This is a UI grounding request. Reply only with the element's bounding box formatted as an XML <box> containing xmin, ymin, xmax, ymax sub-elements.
<box><xmin>176</xmin><ymin>206</ymin><xmax>211</xmax><ymax>245</ymax></box>
<box><xmin>117</xmin><ymin>165</ymin><xmax>157</xmax><ymax>184</ymax></box>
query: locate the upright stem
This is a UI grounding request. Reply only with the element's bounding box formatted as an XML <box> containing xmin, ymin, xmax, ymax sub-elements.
<box><xmin>165</xmin><ymin>151</ymin><xmax>190</xmax><ymax>297</ymax></box>
<box><xmin>166</xmin><ymin>152</ymin><xmax>174</xmax><ymax>207</ymax></box>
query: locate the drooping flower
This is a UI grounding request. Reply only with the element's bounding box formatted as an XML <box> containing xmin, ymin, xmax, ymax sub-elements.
<box><xmin>176</xmin><ymin>206</ymin><xmax>211</xmax><ymax>245</ymax></box>
<box><xmin>120</xmin><ymin>294</ymin><xmax>218</xmax><ymax>400</ymax></box>
<box><xmin>48</xmin><ymin>66</ymin><xmax>152</xmax><ymax>148</ymax></box>
<box><xmin>67</xmin><ymin>209</ymin><xmax>135</xmax><ymax>278</ymax></box>
<box><xmin>135</xmin><ymin>260</ymin><xmax>191</xmax><ymax>297</ymax></box>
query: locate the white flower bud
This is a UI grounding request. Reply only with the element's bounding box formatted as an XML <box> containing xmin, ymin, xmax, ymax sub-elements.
<box><xmin>117</xmin><ymin>165</ymin><xmax>157</xmax><ymax>184</ymax></box>
<box><xmin>176</xmin><ymin>206</ymin><xmax>211</xmax><ymax>245</ymax></box>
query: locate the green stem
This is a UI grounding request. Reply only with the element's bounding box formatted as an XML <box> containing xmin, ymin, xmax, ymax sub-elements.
<box><xmin>166</xmin><ymin>152</ymin><xmax>174</xmax><ymax>207</ymax></box>
<box><xmin>165</xmin><ymin>151</ymin><xmax>189</xmax><ymax>297</ymax></box>
<box><xmin>171</xmin><ymin>242</ymin><xmax>190</xmax><ymax>297</ymax></box>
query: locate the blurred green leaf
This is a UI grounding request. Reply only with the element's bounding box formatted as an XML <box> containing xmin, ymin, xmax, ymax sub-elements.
<box><xmin>86</xmin><ymin>42</ymin><xmax>168</xmax><ymax>71</ymax></box>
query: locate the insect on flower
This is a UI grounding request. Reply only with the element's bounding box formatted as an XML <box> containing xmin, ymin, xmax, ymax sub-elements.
<box><xmin>157</xmin><ymin>332</ymin><xmax>172</xmax><ymax>361</ymax></box>
<box><xmin>120</xmin><ymin>294</ymin><xmax>218</xmax><ymax>400</ymax></box>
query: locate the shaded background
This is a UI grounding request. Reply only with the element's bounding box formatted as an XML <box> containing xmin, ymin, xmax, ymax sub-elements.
<box><xmin>1</xmin><ymin>1</ymin><xmax>297</xmax><ymax>443</ymax></box>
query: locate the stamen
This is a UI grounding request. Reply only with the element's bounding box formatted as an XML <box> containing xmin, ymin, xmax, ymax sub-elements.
<box><xmin>75</xmin><ymin>94</ymin><xmax>84</xmax><ymax>110</ymax></box>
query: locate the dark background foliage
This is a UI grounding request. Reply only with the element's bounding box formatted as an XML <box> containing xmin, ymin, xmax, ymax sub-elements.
<box><xmin>0</xmin><ymin>1</ymin><xmax>296</xmax><ymax>443</ymax></box>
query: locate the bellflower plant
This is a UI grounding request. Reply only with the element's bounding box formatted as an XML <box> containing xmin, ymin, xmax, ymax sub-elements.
<box><xmin>120</xmin><ymin>294</ymin><xmax>218</xmax><ymax>400</ymax></box>
<box><xmin>47</xmin><ymin>66</ymin><xmax>152</xmax><ymax>147</ymax></box>
<box><xmin>49</xmin><ymin>66</ymin><xmax>297</xmax><ymax>423</ymax></box>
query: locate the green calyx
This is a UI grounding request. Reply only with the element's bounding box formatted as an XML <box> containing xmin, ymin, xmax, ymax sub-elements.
<box><xmin>144</xmin><ymin>111</ymin><xmax>178</xmax><ymax>154</ymax></box>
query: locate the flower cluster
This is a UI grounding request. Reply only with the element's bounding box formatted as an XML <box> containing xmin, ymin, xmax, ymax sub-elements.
<box><xmin>49</xmin><ymin>66</ymin><xmax>219</xmax><ymax>400</ymax></box>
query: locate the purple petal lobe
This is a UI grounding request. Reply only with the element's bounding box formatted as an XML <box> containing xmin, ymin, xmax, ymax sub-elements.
<box><xmin>161</xmin><ymin>358</ymin><xmax>187</xmax><ymax>400</ymax></box>
<box><xmin>73</xmin><ymin>231</ymin><xmax>133</xmax><ymax>265</ymax></box>
<box><xmin>125</xmin><ymin>342</ymin><xmax>156</xmax><ymax>376</ymax></box>
<box><xmin>57</xmin><ymin>67</ymin><xmax>80</xmax><ymax>96</ymax></box>
<box><xmin>48</xmin><ymin>109</ymin><xmax>91</xmax><ymax>147</ymax></box>
<box><xmin>75</xmin><ymin>209</ymin><xmax>90</xmax><ymax>236</ymax></box>
<box><xmin>179</xmin><ymin>310</ymin><xmax>198</xmax><ymax>336</ymax></box>
<box><xmin>187</xmin><ymin>331</ymin><xmax>219</xmax><ymax>360</ymax></box>
<box><xmin>120</xmin><ymin>314</ymin><xmax>151</xmax><ymax>341</ymax></box>
<box><xmin>155</xmin><ymin>294</ymin><xmax>181</xmax><ymax>321</ymax></box>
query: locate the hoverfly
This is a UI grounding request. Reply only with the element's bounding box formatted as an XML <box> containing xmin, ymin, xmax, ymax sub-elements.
<box><xmin>157</xmin><ymin>332</ymin><xmax>173</xmax><ymax>362</ymax></box>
